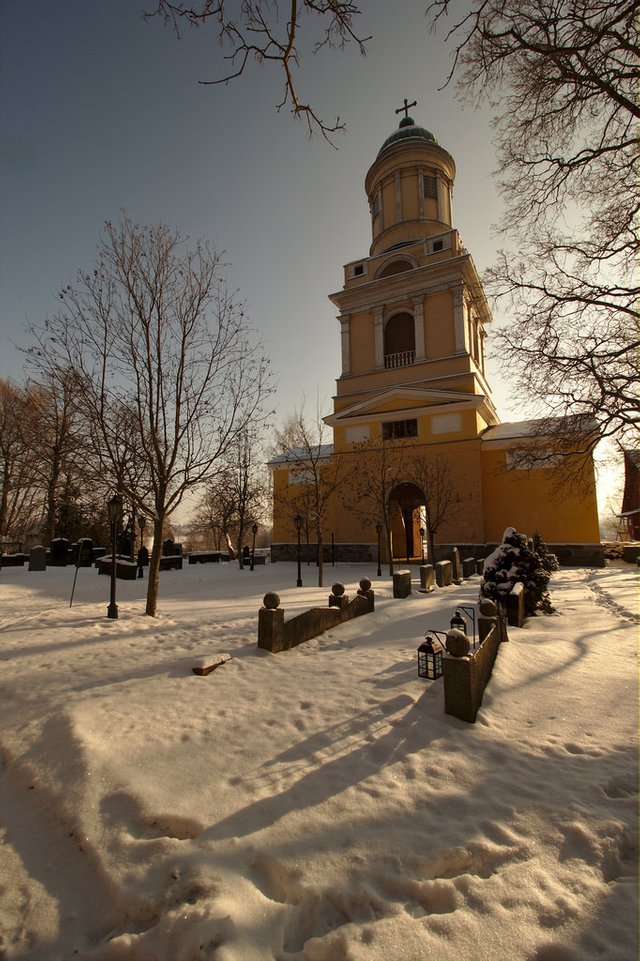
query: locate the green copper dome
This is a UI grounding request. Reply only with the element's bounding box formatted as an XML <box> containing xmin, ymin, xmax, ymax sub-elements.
<box><xmin>377</xmin><ymin>116</ymin><xmax>437</xmax><ymax>157</ymax></box>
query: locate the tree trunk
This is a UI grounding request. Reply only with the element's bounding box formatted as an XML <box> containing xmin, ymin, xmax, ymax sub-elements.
<box><xmin>146</xmin><ymin>516</ymin><xmax>163</xmax><ymax>617</ymax></box>
<box><xmin>0</xmin><ymin>463</ymin><xmax>10</xmax><ymax>541</ymax></box>
<box><xmin>428</xmin><ymin>530</ymin><xmax>436</xmax><ymax>566</ymax></box>
<box><xmin>317</xmin><ymin>529</ymin><xmax>323</xmax><ymax>588</ymax></box>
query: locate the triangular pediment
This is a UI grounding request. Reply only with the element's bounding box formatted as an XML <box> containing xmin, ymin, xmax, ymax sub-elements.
<box><xmin>324</xmin><ymin>385</ymin><xmax>485</xmax><ymax>425</ymax></box>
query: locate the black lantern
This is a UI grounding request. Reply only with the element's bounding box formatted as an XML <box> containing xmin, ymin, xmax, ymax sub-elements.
<box><xmin>106</xmin><ymin>493</ymin><xmax>123</xmax><ymax>619</ymax></box>
<box><xmin>454</xmin><ymin>604</ymin><xmax>477</xmax><ymax>648</ymax></box>
<box><xmin>294</xmin><ymin>514</ymin><xmax>303</xmax><ymax>587</ymax></box>
<box><xmin>450</xmin><ymin>609</ymin><xmax>466</xmax><ymax>633</ymax></box>
<box><xmin>375</xmin><ymin>521</ymin><xmax>382</xmax><ymax>577</ymax></box>
<box><xmin>418</xmin><ymin>634</ymin><xmax>444</xmax><ymax>680</ymax></box>
<box><xmin>137</xmin><ymin>514</ymin><xmax>146</xmax><ymax>579</ymax></box>
<box><xmin>250</xmin><ymin>522</ymin><xmax>258</xmax><ymax>571</ymax></box>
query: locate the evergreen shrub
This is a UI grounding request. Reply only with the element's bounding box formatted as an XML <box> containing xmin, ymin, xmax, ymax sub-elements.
<box><xmin>481</xmin><ymin>527</ymin><xmax>557</xmax><ymax>616</ymax></box>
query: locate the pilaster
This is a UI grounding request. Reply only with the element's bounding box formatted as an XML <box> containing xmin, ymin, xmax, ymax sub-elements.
<box><xmin>374</xmin><ymin>307</ymin><xmax>385</xmax><ymax>369</ymax></box>
<box><xmin>411</xmin><ymin>298</ymin><xmax>426</xmax><ymax>361</ymax></box>
<box><xmin>339</xmin><ymin>315</ymin><xmax>351</xmax><ymax>375</ymax></box>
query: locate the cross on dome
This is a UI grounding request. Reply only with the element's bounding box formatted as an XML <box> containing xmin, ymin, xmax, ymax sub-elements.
<box><xmin>395</xmin><ymin>98</ymin><xmax>417</xmax><ymax>121</ymax></box>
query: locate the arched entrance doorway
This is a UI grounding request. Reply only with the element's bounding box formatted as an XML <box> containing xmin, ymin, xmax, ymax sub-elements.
<box><xmin>388</xmin><ymin>482</ymin><xmax>426</xmax><ymax>562</ymax></box>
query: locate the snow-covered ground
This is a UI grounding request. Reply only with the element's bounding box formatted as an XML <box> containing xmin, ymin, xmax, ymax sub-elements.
<box><xmin>0</xmin><ymin>558</ymin><xmax>637</xmax><ymax>961</ymax></box>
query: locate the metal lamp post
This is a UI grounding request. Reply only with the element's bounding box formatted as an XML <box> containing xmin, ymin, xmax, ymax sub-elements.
<box><xmin>250</xmin><ymin>522</ymin><xmax>258</xmax><ymax>571</ymax></box>
<box><xmin>375</xmin><ymin>521</ymin><xmax>382</xmax><ymax>577</ymax></box>
<box><xmin>295</xmin><ymin>514</ymin><xmax>303</xmax><ymax>587</ymax></box>
<box><xmin>107</xmin><ymin>493</ymin><xmax>123</xmax><ymax>619</ymax></box>
<box><xmin>419</xmin><ymin>526</ymin><xmax>425</xmax><ymax>565</ymax></box>
<box><xmin>137</xmin><ymin>514</ymin><xmax>146</xmax><ymax>578</ymax></box>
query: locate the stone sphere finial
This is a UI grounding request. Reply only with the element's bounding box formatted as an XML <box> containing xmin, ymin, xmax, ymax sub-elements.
<box><xmin>446</xmin><ymin>628</ymin><xmax>471</xmax><ymax>657</ymax></box>
<box><xmin>479</xmin><ymin>599</ymin><xmax>498</xmax><ymax>617</ymax></box>
<box><xmin>331</xmin><ymin>583</ymin><xmax>345</xmax><ymax>597</ymax></box>
<box><xmin>263</xmin><ymin>592</ymin><xmax>280</xmax><ymax>610</ymax></box>
<box><xmin>359</xmin><ymin>577</ymin><xmax>372</xmax><ymax>592</ymax></box>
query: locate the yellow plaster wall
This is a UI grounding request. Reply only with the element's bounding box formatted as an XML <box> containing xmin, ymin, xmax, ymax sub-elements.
<box><xmin>349</xmin><ymin>313</ymin><xmax>375</xmax><ymax>375</ymax></box>
<box><xmin>425</xmin><ymin>291</ymin><xmax>454</xmax><ymax>358</ymax></box>
<box><xmin>481</xmin><ymin>449</ymin><xmax>601</xmax><ymax>542</ymax></box>
<box><xmin>382</xmin><ymin>179</ymin><xmax>396</xmax><ymax>229</ymax></box>
<box><xmin>400</xmin><ymin>171</ymin><xmax>419</xmax><ymax>221</ymax></box>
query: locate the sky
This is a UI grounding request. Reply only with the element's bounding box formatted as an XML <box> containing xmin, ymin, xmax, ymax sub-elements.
<box><xmin>0</xmin><ymin>0</ymin><xmax>622</xmax><ymax>511</ymax></box>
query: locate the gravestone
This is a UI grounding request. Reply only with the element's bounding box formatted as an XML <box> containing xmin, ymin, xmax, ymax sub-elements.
<box><xmin>139</xmin><ymin>545</ymin><xmax>149</xmax><ymax>567</ymax></box>
<box><xmin>435</xmin><ymin>559</ymin><xmax>452</xmax><ymax>587</ymax></box>
<box><xmin>462</xmin><ymin>556</ymin><xmax>476</xmax><ymax>578</ymax></box>
<box><xmin>392</xmin><ymin>569</ymin><xmax>412</xmax><ymax>598</ymax></box>
<box><xmin>50</xmin><ymin>538</ymin><xmax>70</xmax><ymax>567</ymax></box>
<box><xmin>451</xmin><ymin>547</ymin><xmax>462</xmax><ymax>582</ymax></box>
<box><xmin>29</xmin><ymin>546</ymin><xmax>47</xmax><ymax>572</ymax></box>
<box><xmin>78</xmin><ymin>538</ymin><xmax>94</xmax><ymax>567</ymax></box>
<box><xmin>162</xmin><ymin>538</ymin><xmax>175</xmax><ymax>557</ymax></box>
<box><xmin>419</xmin><ymin>564</ymin><xmax>435</xmax><ymax>591</ymax></box>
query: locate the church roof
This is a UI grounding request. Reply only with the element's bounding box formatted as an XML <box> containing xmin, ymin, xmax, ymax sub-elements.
<box><xmin>377</xmin><ymin>116</ymin><xmax>437</xmax><ymax>157</ymax></box>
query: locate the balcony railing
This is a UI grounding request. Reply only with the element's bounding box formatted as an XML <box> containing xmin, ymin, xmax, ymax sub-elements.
<box><xmin>384</xmin><ymin>349</ymin><xmax>415</xmax><ymax>369</ymax></box>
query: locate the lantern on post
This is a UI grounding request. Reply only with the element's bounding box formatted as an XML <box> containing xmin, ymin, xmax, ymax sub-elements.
<box><xmin>294</xmin><ymin>514</ymin><xmax>303</xmax><ymax>587</ymax></box>
<box><xmin>419</xmin><ymin>526</ymin><xmax>425</xmax><ymax>564</ymax></box>
<box><xmin>250</xmin><ymin>522</ymin><xmax>258</xmax><ymax>571</ymax></box>
<box><xmin>418</xmin><ymin>633</ymin><xmax>444</xmax><ymax>680</ymax></box>
<box><xmin>450</xmin><ymin>605</ymin><xmax>477</xmax><ymax>648</ymax></box>
<box><xmin>106</xmin><ymin>492</ymin><xmax>123</xmax><ymax>620</ymax></box>
<box><xmin>375</xmin><ymin>521</ymin><xmax>382</xmax><ymax>577</ymax></box>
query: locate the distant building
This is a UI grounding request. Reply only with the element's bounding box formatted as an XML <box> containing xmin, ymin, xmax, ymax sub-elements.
<box><xmin>270</xmin><ymin>110</ymin><xmax>601</xmax><ymax>563</ymax></box>
<box><xmin>620</xmin><ymin>450</ymin><xmax>640</xmax><ymax>540</ymax></box>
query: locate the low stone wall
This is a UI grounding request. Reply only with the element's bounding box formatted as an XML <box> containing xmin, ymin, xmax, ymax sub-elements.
<box><xmin>258</xmin><ymin>581</ymin><xmax>374</xmax><ymax>653</ymax></box>
<box><xmin>437</xmin><ymin>542</ymin><xmax>605</xmax><ymax>569</ymax></box>
<box><xmin>549</xmin><ymin>543</ymin><xmax>605</xmax><ymax>567</ymax></box>
<box><xmin>97</xmin><ymin>557</ymin><xmax>138</xmax><ymax>580</ymax></box>
<box><xmin>270</xmin><ymin>543</ymin><xmax>376</xmax><ymax>563</ymax></box>
<box><xmin>443</xmin><ymin>621</ymin><xmax>502</xmax><ymax>724</ymax></box>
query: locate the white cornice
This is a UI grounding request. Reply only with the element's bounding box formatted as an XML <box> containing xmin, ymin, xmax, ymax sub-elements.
<box><xmin>323</xmin><ymin>385</ymin><xmax>492</xmax><ymax>427</ymax></box>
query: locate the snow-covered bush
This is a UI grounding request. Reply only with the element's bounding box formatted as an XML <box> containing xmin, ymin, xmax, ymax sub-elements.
<box><xmin>481</xmin><ymin>527</ymin><xmax>556</xmax><ymax>616</ymax></box>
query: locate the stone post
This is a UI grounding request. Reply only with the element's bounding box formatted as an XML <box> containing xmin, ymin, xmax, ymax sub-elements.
<box><xmin>357</xmin><ymin>578</ymin><xmax>375</xmax><ymax>611</ymax></box>
<box><xmin>393</xmin><ymin>569</ymin><xmax>412</xmax><ymax>598</ymax></box>
<box><xmin>419</xmin><ymin>564</ymin><xmax>435</xmax><ymax>591</ymax></box>
<box><xmin>258</xmin><ymin>593</ymin><xmax>286</xmax><ymax>653</ymax></box>
<box><xmin>329</xmin><ymin>583</ymin><xmax>349</xmax><ymax>610</ymax></box>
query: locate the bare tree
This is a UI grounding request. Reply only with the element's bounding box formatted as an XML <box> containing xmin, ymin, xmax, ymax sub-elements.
<box><xmin>21</xmin><ymin>372</ymin><xmax>84</xmax><ymax>545</ymax></box>
<box><xmin>145</xmin><ymin>0</ymin><xmax>369</xmax><ymax>142</ymax></box>
<box><xmin>345</xmin><ymin>436</ymin><xmax>411</xmax><ymax>576</ymax></box>
<box><xmin>427</xmin><ymin>0</ymin><xmax>639</xmax><ymax>456</ymax></box>
<box><xmin>195</xmin><ymin>425</ymin><xmax>269</xmax><ymax>566</ymax></box>
<box><xmin>406</xmin><ymin>452</ymin><xmax>461</xmax><ymax>563</ymax></box>
<box><xmin>27</xmin><ymin>216</ymin><xmax>272</xmax><ymax>615</ymax></box>
<box><xmin>0</xmin><ymin>380</ymin><xmax>41</xmax><ymax>548</ymax></box>
<box><xmin>275</xmin><ymin>405</ymin><xmax>346</xmax><ymax>586</ymax></box>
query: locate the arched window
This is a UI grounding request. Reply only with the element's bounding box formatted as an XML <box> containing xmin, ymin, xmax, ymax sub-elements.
<box><xmin>377</xmin><ymin>259</ymin><xmax>414</xmax><ymax>279</ymax></box>
<box><xmin>384</xmin><ymin>312</ymin><xmax>415</xmax><ymax>368</ymax></box>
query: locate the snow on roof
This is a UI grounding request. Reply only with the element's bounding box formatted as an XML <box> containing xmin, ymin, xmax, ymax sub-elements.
<box><xmin>268</xmin><ymin>443</ymin><xmax>334</xmax><ymax>466</ymax></box>
<box><xmin>481</xmin><ymin>415</ymin><xmax>595</xmax><ymax>442</ymax></box>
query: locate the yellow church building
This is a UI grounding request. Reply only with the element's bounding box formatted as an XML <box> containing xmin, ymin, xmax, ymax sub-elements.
<box><xmin>270</xmin><ymin>108</ymin><xmax>602</xmax><ymax>566</ymax></box>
